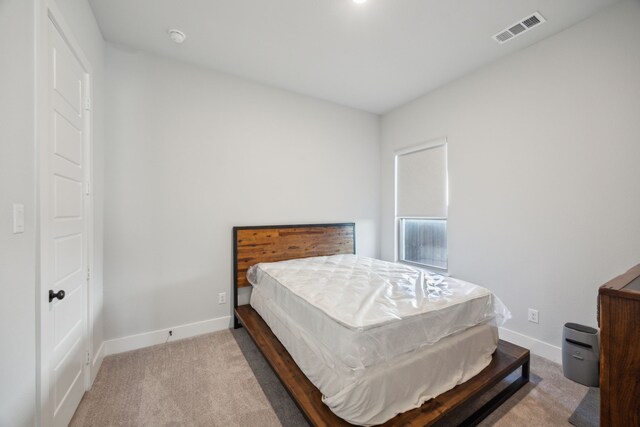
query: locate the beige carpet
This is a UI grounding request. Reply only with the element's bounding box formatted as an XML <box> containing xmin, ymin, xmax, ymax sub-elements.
<box><xmin>71</xmin><ymin>329</ymin><xmax>590</xmax><ymax>426</ymax></box>
<box><xmin>479</xmin><ymin>354</ymin><xmax>589</xmax><ymax>426</ymax></box>
<box><xmin>70</xmin><ymin>330</ymin><xmax>281</xmax><ymax>427</ymax></box>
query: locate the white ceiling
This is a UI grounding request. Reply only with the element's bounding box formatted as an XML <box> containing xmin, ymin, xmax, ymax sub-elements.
<box><xmin>89</xmin><ymin>0</ymin><xmax>621</xmax><ymax>114</ymax></box>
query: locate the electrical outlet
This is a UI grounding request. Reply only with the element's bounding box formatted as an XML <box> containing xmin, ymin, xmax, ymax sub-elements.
<box><xmin>218</xmin><ymin>292</ymin><xmax>226</xmax><ymax>304</ymax></box>
<box><xmin>528</xmin><ymin>308</ymin><xmax>539</xmax><ymax>324</ymax></box>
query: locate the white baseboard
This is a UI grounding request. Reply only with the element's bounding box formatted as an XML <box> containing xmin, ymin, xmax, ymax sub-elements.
<box><xmin>104</xmin><ymin>316</ymin><xmax>232</xmax><ymax>356</ymax></box>
<box><xmin>90</xmin><ymin>341</ymin><xmax>105</xmax><ymax>386</ymax></box>
<box><xmin>499</xmin><ymin>327</ymin><xmax>562</xmax><ymax>364</ymax></box>
<box><xmin>102</xmin><ymin>317</ymin><xmax>560</xmax><ymax>364</ymax></box>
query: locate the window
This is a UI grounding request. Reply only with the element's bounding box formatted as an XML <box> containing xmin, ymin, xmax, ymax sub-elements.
<box><xmin>399</xmin><ymin>218</ymin><xmax>447</xmax><ymax>270</ymax></box>
<box><xmin>395</xmin><ymin>140</ymin><xmax>448</xmax><ymax>270</ymax></box>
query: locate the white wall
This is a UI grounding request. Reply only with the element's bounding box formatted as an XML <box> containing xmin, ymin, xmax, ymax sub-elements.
<box><xmin>381</xmin><ymin>0</ymin><xmax>640</xmax><ymax>361</ymax></box>
<box><xmin>0</xmin><ymin>1</ymin><xmax>37</xmax><ymax>426</ymax></box>
<box><xmin>53</xmin><ymin>0</ymin><xmax>106</xmax><ymax>377</ymax></box>
<box><xmin>103</xmin><ymin>44</ymin><xmax>380</xmax><ymax>341</ymax></box>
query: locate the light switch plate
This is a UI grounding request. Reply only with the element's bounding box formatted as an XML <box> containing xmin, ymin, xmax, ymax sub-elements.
<box><xmin>13</xmin><ymin>204</ymin><xmax>24</xmax><ymax>234</ymax></box>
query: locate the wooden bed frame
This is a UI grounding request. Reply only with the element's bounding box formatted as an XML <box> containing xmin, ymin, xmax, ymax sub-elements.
<box><xmin>233</xmin><ymin>223</ymin><xmax>529</xmax><ymax>426</ymax></box>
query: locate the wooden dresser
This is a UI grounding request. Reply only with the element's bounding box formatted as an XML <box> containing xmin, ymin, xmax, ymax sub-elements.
<box><xmin>599</xmin><ymin>263</ymin><xmax>640</xmax><ymax>427</ymax></box>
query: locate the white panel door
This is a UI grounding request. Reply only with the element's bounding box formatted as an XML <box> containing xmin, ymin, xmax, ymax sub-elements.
<box><xmin>44</xmin><ymin>18</ymin><xmax>88</xmax><ymax>427</ymax></box>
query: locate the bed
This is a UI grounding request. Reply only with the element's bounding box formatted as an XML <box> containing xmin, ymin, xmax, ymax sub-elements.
<box><xmin>233</xmin><ymin>223</ymin><xmax>529</xmax><ymax>426</ymax></box>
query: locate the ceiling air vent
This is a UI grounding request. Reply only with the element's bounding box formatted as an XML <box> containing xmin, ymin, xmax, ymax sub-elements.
<box><xmin>522</xmin><ymin>15</ymin><xmax>541</xmax><ymax>28</ymax></box>
<box><xmin>495</xmin><ymin>31</ymin><xmax>513</xmax><ymax>43</ymax></box>
<box><xmin>492</xmin><ymin>12</ymin><xmax>546</xmax><ymax>44</ymax></box>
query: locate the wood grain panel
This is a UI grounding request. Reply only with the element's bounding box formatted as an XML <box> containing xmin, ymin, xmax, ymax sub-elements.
<box><xmin>599</xmin><ymin>262</ymin><xmax>640</xmax><ymax>427</ymax></box>
<box><xmin>606</xmin><ymin>298</ymin><xmax>640</xmax><ymax>426</ymax></box>
<box><xmin>236</xmin><ymin>304</ymin><xmax>529</xmax><ymax>426</ymax></box>
<box><xmin>599</xmin><ymin>263</ymin><xmax>640</xmax><ymax>300</ymax></box>
<box><xmin>233</xmin><ymin>223</ymin><xmax>355</xmax><ymax>289</ymax></box>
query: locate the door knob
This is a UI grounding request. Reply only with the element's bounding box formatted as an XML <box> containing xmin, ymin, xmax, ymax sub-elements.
<box><xmin>49</xmin><ymin>290</ymin><xmax>66</xmax><ymax>302</ymax></box>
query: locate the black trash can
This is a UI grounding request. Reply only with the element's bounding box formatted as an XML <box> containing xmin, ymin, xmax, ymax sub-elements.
<box><xmin>562</xmin><ymin>322</ymin><xmax>599</xmax><ymax>387</ymax></box>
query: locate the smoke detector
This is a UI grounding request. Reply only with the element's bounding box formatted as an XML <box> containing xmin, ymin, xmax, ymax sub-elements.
<box><xmin>168</xmin><ymin>29</ymin><xmax>186</xmax><ymax>44</ymax></box>
<box><xmin>493</xmin><ymin>12</ymin><xmax>546</xmax><ymax>44</ymax></box>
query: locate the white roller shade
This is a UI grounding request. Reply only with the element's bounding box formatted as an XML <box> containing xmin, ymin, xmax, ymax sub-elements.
<box><xmin>396</xmin><ymin>144</ymin><xmax>447</xmax><ymax>218</ymax></box>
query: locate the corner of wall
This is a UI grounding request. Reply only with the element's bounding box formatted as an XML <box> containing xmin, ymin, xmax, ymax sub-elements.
<box><xmin>90</xmin><ymin>341</ymin><xmax>105</xmax><ymax>385</ymax></box>
<box><xmin>103</xmin><ymin>316</ymin><xmax>231</xmax><ymax>356</ymax></box>
<box><xmin>499</xmin><ymin>328</ymin><xmax>562</xmax><ymax>364</ymax></box>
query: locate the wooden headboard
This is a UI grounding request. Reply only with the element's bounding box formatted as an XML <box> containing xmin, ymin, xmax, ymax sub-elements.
<box><xmin>232</xmin><ymin>223</ymin><xmax>355</xmax><ymax>324</ymax></box>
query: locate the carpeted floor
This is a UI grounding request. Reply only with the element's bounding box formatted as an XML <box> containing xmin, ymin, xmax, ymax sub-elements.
<box><xmin>70</xmin><ymin>330</ymin><xmax>281</xmax><ymax>426</ymax></box>
<box><xmin>568</xmin><ymin>388</ymin><xmax>599</xmax><ymax>427</ymax></box>
<box><xmin>71</xmin><ymin>329</ymin><xmax>592</xmax><ymax>426</ymax></box>
<box><xmin>476</xmin><ymin>353</ymin><xmax>590</xmax><ymax>426</ymax></box>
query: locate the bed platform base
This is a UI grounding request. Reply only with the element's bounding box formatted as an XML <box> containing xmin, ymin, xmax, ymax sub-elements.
<box><xmin>236</xmin><ymin>304</ymin><xmax>530</xmax><ymax>427</ymax></box>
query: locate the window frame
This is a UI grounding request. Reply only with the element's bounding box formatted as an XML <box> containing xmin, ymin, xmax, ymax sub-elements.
<box><xmin>394</xmin><ymin>138</ymin><xmax>449</xmax><ymax>272</ymax></box>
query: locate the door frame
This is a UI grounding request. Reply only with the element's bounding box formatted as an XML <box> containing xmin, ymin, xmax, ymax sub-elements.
<box><xmin>35</xmin><ymin>1</ymin><xmax>96</xmax><ymax>425</ymax></box>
